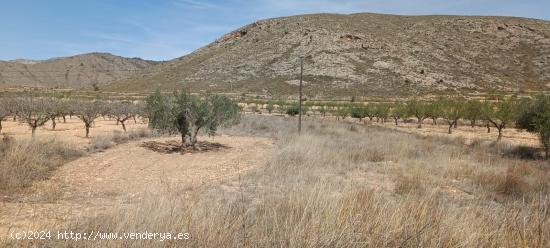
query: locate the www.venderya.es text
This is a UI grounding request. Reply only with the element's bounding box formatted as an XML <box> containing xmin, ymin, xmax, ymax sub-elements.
<box><xmin>10</xmin><ymin>230</ymin><xmax>190</xmax><ymax>242</ymax></box>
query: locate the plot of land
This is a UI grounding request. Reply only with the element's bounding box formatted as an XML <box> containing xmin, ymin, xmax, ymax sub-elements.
<box><xmin>0</xmin><ymin>124</ymin><xmax>273</xmax><ymax>237</ymax></box>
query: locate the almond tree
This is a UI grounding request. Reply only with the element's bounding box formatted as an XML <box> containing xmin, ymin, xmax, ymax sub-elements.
<box><xmin>109</xmin><ymin>102</ymin><xmax>138</xmax><ymax>132</ymax></box>
<box><xmin>390</xmin><ymin>103</ymin><xmax>407</xmax><ymax>126</ymax></box>
<box><xmin>76</xmin><ymin>100</ymin><xmax>104</xmax><ymax>138</ymax></box>
<box><xmin>16</xmin><ymin>97</ymin><xmax>52</xmax><ymax>137</ymax></box>
<box><xmin>47</xmin><ymin>99</ymin><xmax>67</xmax><ymax>130</ymax></box>
<box><xmin>407</xmin><ymin>100</ymin><xmax>429</xmax><ymax>128</ymax></box>
<box><xmin>374</xmin><ymin>104</ymin><xmax>390</xmax><ymax>123</ymax></box>
<box><xmin>426</xmin><ymin>99</ymin><xmax>443</xmax><ymax>126</ymax></box>
<box><xmin>484</xmin><ymin>97</ymin><xmax>518</xmax><ymax>141</ymax></box>
<box><xmin>440</xmin><ymin>99</ymin><xmax>465</xmax><ymax>134</ymax></box>
<box><xmin>0</xmin><ymin>98</ymin><xmax>13</xmax><ymax>134</ymax></box>
<box><xmin>464</xmin><ymin>100</ymin><xmax>484</xmax><ymax>128</ymax></box>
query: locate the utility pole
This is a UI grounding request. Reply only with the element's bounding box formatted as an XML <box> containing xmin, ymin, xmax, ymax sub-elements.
<box><xmin>298</xmin><ymin>57</ymin><xmax>303</xmax><ymax>135</ymax></box>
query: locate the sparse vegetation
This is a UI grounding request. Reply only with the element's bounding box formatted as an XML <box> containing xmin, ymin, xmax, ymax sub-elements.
<box><xmin>0</xmin><ymin>135</ymin><xmax>83</xmax><ymax>195</ymax></box>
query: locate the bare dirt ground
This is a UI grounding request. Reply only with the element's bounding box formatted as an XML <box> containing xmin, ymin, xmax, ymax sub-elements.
<box><xmin>1</xmin><ymin>118</ymin><xmax>147</xmax><ymax>148</ymax></box>
<box><xmin>0</xmin><ymin>119</ymin><xmax>274</xmax><ymax>238</ymax></box>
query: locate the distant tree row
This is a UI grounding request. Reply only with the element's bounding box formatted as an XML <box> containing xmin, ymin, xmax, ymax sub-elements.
<box><xmin>0</xmin><ymin>96</ymin><xmax>143</xmax><ymax>137</ymax></box>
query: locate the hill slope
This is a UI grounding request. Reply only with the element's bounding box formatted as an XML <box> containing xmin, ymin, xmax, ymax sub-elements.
<box><xmin>107</xmin><ymin>13</ymin><xmax>550</xmax><ymax>97</ymax></box>
<box><xmin>0</xmin><ymin>53</ymin><xmax>157</xmax><ymax>89</ymax></box>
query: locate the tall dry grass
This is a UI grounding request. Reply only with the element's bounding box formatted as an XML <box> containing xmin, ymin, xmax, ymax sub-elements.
<box><xmin>7</xmin><ymin>115</ymin><xmax>550</xmax><ymax>247</ymax></box>
<box><xmin>0</xmin><ymin>135</ymin><xmax>83</xmax><ymax>195</ymax></box>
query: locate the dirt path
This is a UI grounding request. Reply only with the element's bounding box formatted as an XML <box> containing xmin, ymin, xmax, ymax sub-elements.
<box><xmin>0</xmin><ymin>135</ymin><xmax>274</xmax><ymax>237</ymax></box>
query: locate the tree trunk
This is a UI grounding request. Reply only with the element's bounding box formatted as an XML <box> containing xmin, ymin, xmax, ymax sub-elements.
<box><xmin>417</xmin><ymin>117</ymin><xmax>423</xmax><ymax>128</ymax></box>
<box><xmin>432</xmin><ymin>117</ymin><xmax>437</xmax><ymax>125</ymax></box>
<box><xmin>471</xmin><ymin>119</ymin><xmax>476</xmax><ymax>128</ymax></box>
<box><xmin>497</xmin><ymin>128</ymin><xmax>503</xmax><ymax>141</ymax></box>
<box><xmin>394</xmin><ymin>118</ymin><xmax>399</xmax><ymax>126</ymax></box>
<box><xmin>487</xmin><ymin>123</ymin><xmax>491</xmax><ymax>133</ymax></box>
<box><xmin>454</xmin><ymin>121</ymin><xmax>458</xmax><ymax>128</ymax></box>
<box><xmin>181</xmin><ymin>133</ymin><xmax>186</xmax><ymax>147</ymax></box>
<box><xmin>31</xmin><ymin>126</ymin><xmax>37</xmax><ymax>137</ymax></box>
<box><xmin>121</xmin><ymin>121</ymin><xmax>127</xmax><ymax>132</ymax></box>
<box><xmin>0</xmin><ymin>120</ymin><xmax>3</xmax><ymax>134</ymax></box>
<box><xmin>51</xmin><ymin>117</ymin><xmax>56</xmax><ymax>130</ymax></box>
<box><xmin>116</xmin><ymin>120</ymin><xmax>120</xmax><ymax>125</ymax></box>
<box><xmin>63</xmin><ymin>115</ymin><xmax>66</xmax><ymax>123</ymax></box>
<box><xmin>448</xmin><ymin>122</ymin><xmax>453</xmax><ymax>134</ymax></box>
<box><xmin>133</xmin><ymin>116</ymin><xmax>137</xmax><ymax>124</ymax></box>
<box><xmin>85</xmin><ymin>123</ymin><xmax>90</xmax><ymax>138</ymax></box>
<box><xmin>545</xmin><ymin>146</ymin><xmax>549</xmax><ymax>160</ymax></box>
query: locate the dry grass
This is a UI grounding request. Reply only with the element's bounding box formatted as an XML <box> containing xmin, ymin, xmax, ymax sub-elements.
<box><xmin>6</xmin><ymin>115</ymin><xmax>550</xmax><ymax>247</ymax></box>
<box><xmin>0</xmin><ymin>135</ymin><xmax>83</xmax><ymax>196</ymax></box>
<box><xmin>88</xmin><ymin>128</ymin><xmax>154</xmax><ymax>152</ymax></box>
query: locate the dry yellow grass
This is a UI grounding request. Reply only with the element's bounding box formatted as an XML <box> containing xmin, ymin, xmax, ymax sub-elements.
<box><xmin>3</xmin><ymin>115</ymin><xmax>550</xmax><ymax>247</ymax></box>
<box><xmin>0</xmin><ymin>135</ymin><xmax>83</xmax><ymax>196</ymax></box>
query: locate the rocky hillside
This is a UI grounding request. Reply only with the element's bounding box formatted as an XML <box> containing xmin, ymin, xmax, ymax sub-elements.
<box><xmin>107</xmin><ymin>13</ymin><xmax>550</xmax><ymax>98</ymax></box>
<box><xmin>0</xmin><ymin>53</ymin><xmax>157</xmax><ymax>89</ymax></box>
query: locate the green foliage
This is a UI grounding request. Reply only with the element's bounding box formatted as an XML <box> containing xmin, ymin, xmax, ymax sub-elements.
<box><xmin>426</xmin><ymin>99</ymin><xmax>443</xmax><ymax>121</ymax></box>
<box><xmin>374</xmin><ymin>104</ymin><xmax>390</xmax><ymax>122</ymax></box>
<box><xmin>336</xmin><ymin>106</ymin><xmax>350</xmax><ymax>120</ymax></box>
<box><xmin>516</xmin><ymin>95</ymin><xmax>550</xmax><ymax>158</ymax></box>
<box><xmin>350</xmin><ymin>106</ymin><xmax>367</xmax><ymax>120</ymax></box>
<box><xmin>146</xmin><ymin>89</ymin><xmax>240</xmax><ymax>146</ymax></box>
<box><xmin>389</xmin><ymin>103</ymin><xmax>407</xmax><ymax>125</ymax></box>
<box><xmin>285</xmin><ymin>104</ymin><xmax>308</xmax><ymax>116</ymax></box>
<box><xmin>464</xmin><ymin>100</ymin><xmax>484</xmax><ymax>127</ymax></box>
<box><xmin>406</xmin><ymin>100</ymin><xmax>429</xmax><ymax>128</ymax></box>
<box><xmin>439</xmin><ymin>98</ymin><xmax>465</xmax><ymax>134</ymax></box>
<box><xmin>483</xmin><ymin>97</ymin><xmax>518</xmax><ymax>141</ymax></box>
<box><xmin>318</xmin><ymin>105</ymin><xmax>328</xmax><ymax>117</ymax></box>
<box><xmin>266</xmin><ymin>103</ymin><xmax>275</xmax><ymax>114</ymax></box>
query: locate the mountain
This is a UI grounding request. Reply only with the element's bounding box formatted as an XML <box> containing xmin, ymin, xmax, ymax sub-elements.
<box><xmin>106</xmin><ymin>13</ymin><xmax>550</xmax><ymax>98</ymax></box>
<box><xmin>0</xmin><ymin>53</ymin><xmax>158</xmax><ymax>89</ymax></box>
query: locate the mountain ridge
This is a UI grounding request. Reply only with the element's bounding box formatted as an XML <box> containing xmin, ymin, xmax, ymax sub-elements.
<box><xmin>0</xmin><ymin>52</ymin><xmax>159</xmax><ymax>89</ymax></box>
<box><xmin>106</xmin><ymin>12</ymin><xmax>550</xmax><ymax>97</ymax></box>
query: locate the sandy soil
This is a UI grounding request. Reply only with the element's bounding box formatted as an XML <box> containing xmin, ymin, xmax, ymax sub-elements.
<box><xmin>0</xmin><ymin>127</ymin><xmax>274</xmax><ymax>237</ymax></box>
<box><xmin>1</xmin><ymin>118</ymin><xmax>148</xmax><ymax>148</ymax></box>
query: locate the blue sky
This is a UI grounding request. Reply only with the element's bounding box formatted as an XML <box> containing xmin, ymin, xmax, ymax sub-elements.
<box><xmin>0</xmin><ymin>0</ymin><xmax>548</xmax><ymax>61</ymax></box>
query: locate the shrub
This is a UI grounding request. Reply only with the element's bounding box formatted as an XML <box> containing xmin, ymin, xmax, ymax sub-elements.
<box><xmin>285</xmin><ymin>104</ymin><xmax>308</xmax><ymax>116</ymax></box>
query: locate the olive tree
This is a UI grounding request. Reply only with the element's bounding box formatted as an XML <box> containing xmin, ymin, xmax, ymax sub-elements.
<box><xmin>484</xmin><ymin>97</ymin><xmax>518</xmax><ymax>141</ymax></box>
<box><xmin>285</xmin><ymin>104</ymin><xmax>308</xmax><ymax>117</ymax></box>
<box><xmin>75</xmin><ymin>100</ymin><xmax>105</xmax><ymax>138</ymax></box>
<box><xmin>349</xmin><ymin>106</ymin><xmax>367</xmax><ymax>121</ymax></box>
<box><xmin>15</xmin><ymin>97</ymin><xmax>53</xmax><ymax>137</ymax></box>
<box><xmin>146</xmin><ymin>89</ymin><xmax>240</xmax><ymax>147</ymax></box>
<box><xmin>516</xmin><ymin>95</ymin><xmax>550</xmax><ymax>158</ymax></box>
<box><xmin>407</xmin><ymin>100</ymin><xmax>429</xmax><ymax>128</ymax></box>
